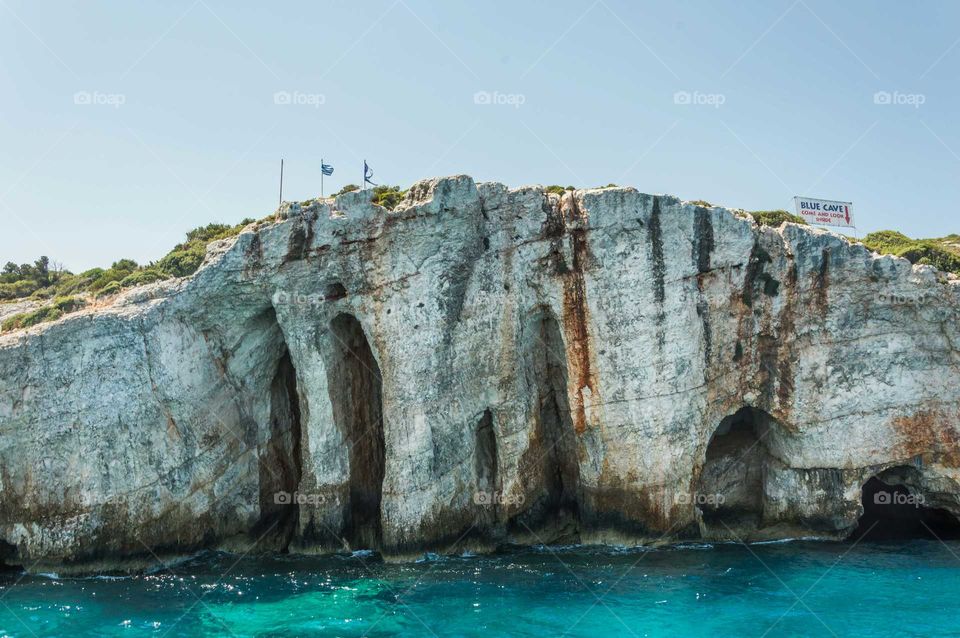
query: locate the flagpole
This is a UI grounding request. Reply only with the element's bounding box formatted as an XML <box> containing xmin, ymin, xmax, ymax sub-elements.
<box><xmin>277</xmin><ymin>159</ymin><xmax>284</xmax><ymax>219</ymax></box>
<box><xmin>321</xmin><ymin>157</ymin><xmax>324</xmax><ymax>199</ymax></box>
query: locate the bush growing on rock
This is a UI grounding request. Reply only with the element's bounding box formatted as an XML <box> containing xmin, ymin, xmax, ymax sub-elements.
<box><xmin>96</xmin><ymin>281</ymin><xmax>122</xmax><ymax>298</ymax></box>
<box><xmin>0</xmin><ymin>296</ymin><xmax>84</xmax><ymax>332</ymax></box>
<box><xmin>750</xmin><ymin>210</ymin><xmax>807</xmax><ymax>227</ymax></box>
<box><xmin>334</xmin><ymin>184</ymin><xmax>359</xmax><ymax>197</ymax></box>
<box><xmin>863</xmin><ymin>231</ymin><xmax>960</xmax><ymax>274</ymax></box>
<box><xmin>372</xmin><ymin>185</ymin><xmax>406</xmax><ymax>211</ymax></box>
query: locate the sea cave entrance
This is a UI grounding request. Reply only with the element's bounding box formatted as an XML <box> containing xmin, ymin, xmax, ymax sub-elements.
<box><xmin>510</xmin><ymin>309</ymin><xmax>581</xmax><ymax>544</ymax></box>
<box><xmin>327</xmin><ymin>313</ymin><xmax>385</xmax><ymax>550</ymax></box>
<box><xmin>255</xmin><ymin>315</ymin><xmax>304</xmax><ymax>552</ymax></box>
<box><xmin>697</xmin><ymin>407</ymin><xmax>779</xmax><ymax>534</ymax></box>
<box><xmin>851</xmin><ymin>467</ymin><xmax>960</xmax><ymax>541</ymax></box>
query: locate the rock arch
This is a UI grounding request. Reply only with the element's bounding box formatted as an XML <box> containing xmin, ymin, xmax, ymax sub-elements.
<box><xmin>851</xmin><ymin>466</ymin><xmax>960</xmax><ymax>541</ymax></box>
<box><xmin>696</xmin><ymin>406</ymin><xmax>782</xmax><ymax>536</ymax></box>
<box><xmin>509</xmin><ymin>308</ymin><xmax>581</xmax><ymax>544</ymax></box>
<box><xmin>326</xmin><ymin>312</ymin><xmax>385</xmax><ymax>550</ymax></box>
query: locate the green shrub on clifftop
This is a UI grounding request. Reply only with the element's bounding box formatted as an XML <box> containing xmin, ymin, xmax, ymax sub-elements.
<box><xmin>863</xmin><ymin>231</ymin><xmax>960</xmax><ymax>274</ymax></box>
<box><xmin>750</xmin><ymin>210</ymin><xmax>807</xmax><ymax>227</ymax></box>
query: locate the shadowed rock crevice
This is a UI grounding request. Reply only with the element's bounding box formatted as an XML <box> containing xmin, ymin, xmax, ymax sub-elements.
<box><xmin>511</xmin><ymin>310</ymin><xmax>581</xmax><ymax>544</ymax></box>
<box><xmin>698</xmin><ymin>407</ymin><xmax>778</xmax><ymax>536</ymax></box>
<box><xmin>256</xmin><ymin>347</ymin><xmax>303</xmax><ymax>552</ymax></box>
<box><xmin>474</xmin><ymin>409</ymin><xmax>499</xmax><ymax>530</ymax></box>
<box><xmin>327</xmin><ymin>313</ymin><xmax>384</xmax><ymax>550</ymax></box>
<box><xmin>851</xmin><ymin>470</ymin><xmax>960</xmax><ymax>541</ymax></box>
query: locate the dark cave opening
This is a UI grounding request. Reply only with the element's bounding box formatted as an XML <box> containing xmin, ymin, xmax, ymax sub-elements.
<box><xmin>698</xmin><ymin>407</ymin><xmax>771</xmax><ymax>531</ymax></box>
<box><xmin>851</xmin><ymin>474</ymin><xmax>960</xmax><ymax>542</ymax></box>
<box><xmin>327</xmin><ymin>313</ymin><xmax>385</xmax><ymax>550</ymax></box>
<box><xmin>256</xmin><ymin>347</ymin><xmax>303</xmax><ymax>551</ymax></box>
<box><xmin>0</xmin><ymin>541</ymin><xmax>22</xmax><ymax>573</ymax></box>
<box><xmin>475</xmin><ymin>409</ymin><xmax>498</xmax><ymax>497</ymax></box>
<box><xmin>510</xmin><ymin>311</ymin><xmax>581</xmax><ymax>543</ymax></box>
<box><xmin>474</xmin><ymin>409</ymin><xmax>498</xmax><ymax>528</ymax></box>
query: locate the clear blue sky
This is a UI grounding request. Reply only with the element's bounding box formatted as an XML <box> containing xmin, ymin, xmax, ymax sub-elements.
<box><xmin>2</xmin><ymin>0</ymin><xmax>958</xmax><ymax>271</ymax></box>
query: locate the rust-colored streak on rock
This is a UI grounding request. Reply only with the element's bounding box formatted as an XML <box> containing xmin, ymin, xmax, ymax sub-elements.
<box><xmin>558</xmin><ymin>192</ymin><xmax>597</xmax><ymax>435</ymax></box>
<box><xmin>892</xmin><ymin>409</ymin><xmax>960</xmax><ymax>467</ymax></box>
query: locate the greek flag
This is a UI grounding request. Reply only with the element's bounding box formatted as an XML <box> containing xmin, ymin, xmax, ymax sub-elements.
<box><xmin>321</xmin><ymin>161</ymin><xmax>334</xmax><ymax>176</ymax></box>
<box><xmin>364</xmin><ymin>160</ymin><xmax>376</xmax><ymax>186</ymax></box>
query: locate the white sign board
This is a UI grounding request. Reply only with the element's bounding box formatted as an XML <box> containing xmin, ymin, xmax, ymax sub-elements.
<box><xmin>794</xmin><ymin>196</ymin><xmax>855</xmax><ymax>228</ymax></box>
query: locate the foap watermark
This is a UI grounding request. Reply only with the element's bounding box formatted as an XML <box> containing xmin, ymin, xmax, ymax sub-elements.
<box><xmin>274</xmin><ymin>491</ymin><xmax>326</xmax><ymax>506</ymax></box>
<box><xmin>273</xmin><ymin>290</ymin><xmax>324</xmax><ymax>307</ymax></box>
<box><xmin>473</xmin><ymin>90</ymin><xmax>525</xmax><ymax>108</ymax></box>
<box><xmin>675</xmin><ymin>492</ymin><xmax>726</xmax><ymax>506</ymax></box>
<box><xmin>474</xmin><ymin>490</ymin><xmax>525</xmax><ymax>506</ymax></box>
<box><xmin>73</xmin><ymin>90</ymin><xmax>125</xmax><ymax>109</ymax></box>
<box><xmin>673</xmin><ymin>90</ymin><xmax>725</xmax><ymax>108</ymax></box>
<box><xmin>873</xmin><ymin>490</ymin><xmax>925</xmax><ymax>507</ymax></box>
<box><xmin>876</xmin><ymin>291</ymin><xmax>934</xmax><ymax>306</ymax></box>
<box><xmin>274</xmin><ymin>90</ymin><xmax>325</xmax><ymax>108</ymax></box>
<box><xmin>873</xmin><ymin>90</ymin><xmax>925</xmax><ymax>108</ymax></box>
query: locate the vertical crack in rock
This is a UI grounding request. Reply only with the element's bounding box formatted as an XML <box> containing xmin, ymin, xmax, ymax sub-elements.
<box><xmin>511</xmin><ymin>310</ymin><xmax>581</xmax><ymax>544</ymax></box>
<box><xmin>327</xmin><ymin>313</ymin><xmax>384</xmax><ymax>550</ymax></box>
<box><xmin>814</xmin><ymin>248</ymin><xmax>830</xmax><ymax>315</ymax></box>
<box><xmin>559</xmin><ymin>192</ymin><xmax>597</xmax><ymax>435</ymax></box>
<box><xmin>283</xmin><ymin>212</ymin><xmax>315</xmax><ymax>265</ymax></box>
<box><xmin>649</xmin><ymin>197</ymin><xmax>666</xmax><ymax>305</ymax></box>
<box><xmin>474</xmin><ymin>409</ymin><xmax>498</xmax><ymax>530</ymax></box>
<box><xmin>697</xmin><ymin>407</ymin><xmax>780</xmax><ymax>536</ymax></box>
<box><xmin>256</xmin><ymin>347</ymin><xmax>303</xmax><ymax>551</ymax></box>
<box><xmin>649</xmin><ymin>196</ymin><xmax>667</xmax><ymax>354</ymax></box>
<box><xmin>693</xmin><ymin>207</ymin><xmax>715</xmax><ymax>367</ymax></box>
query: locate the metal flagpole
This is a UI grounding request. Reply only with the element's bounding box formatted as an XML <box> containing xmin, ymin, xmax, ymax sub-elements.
<box><xmin>321</xmin><ymin>157</ymin><xmax>324</xmax><ymax>198</ymax></box>
<box><xmin>277</xmin><ymin>159</ymin><xmax>284</xmax><ymax>219</ymax></box>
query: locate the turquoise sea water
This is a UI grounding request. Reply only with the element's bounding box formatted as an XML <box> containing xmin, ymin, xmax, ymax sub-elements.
<box><xmin>2</xmin><ymin>540</ymin><xmax>959</xmax><ymax>637</ymax></box>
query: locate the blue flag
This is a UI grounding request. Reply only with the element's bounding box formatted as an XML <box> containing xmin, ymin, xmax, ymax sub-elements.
<box><xmin>321</xmin><ymin>161</ymin><xmax>334</xmax><ymax>176</ymax></box>
<box><xmin>364</xmin><ymin>160</ymin><xmax>376</xmax><ymax>186</ymax></box>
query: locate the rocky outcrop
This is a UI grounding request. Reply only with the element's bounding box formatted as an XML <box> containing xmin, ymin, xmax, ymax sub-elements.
<box><xmin>1</xmin><ymin>176</ymin><xmax>959</xmax><ymax>573</ymax></box>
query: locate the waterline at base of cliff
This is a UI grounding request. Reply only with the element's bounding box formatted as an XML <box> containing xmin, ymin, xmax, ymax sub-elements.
<box><xmin>3</xmin><ymin>541</ymin><xmax>960</xmax><ymax>637</ymax></box>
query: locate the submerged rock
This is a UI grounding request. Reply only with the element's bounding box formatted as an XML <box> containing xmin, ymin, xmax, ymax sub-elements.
<box><xmin>1</xmin><ymin>176</ymin><xmax>958</xmax><ymax>573</ymax></box>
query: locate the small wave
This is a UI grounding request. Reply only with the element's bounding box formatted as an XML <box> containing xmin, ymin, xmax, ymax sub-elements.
<box><xmin>748</xmin><ymin>536</ymin><xmax>828</xmax><ymax>546</ymax></box>
<box><xmin>36</xmin><ymin>572</ymin><xmax>60</xmax><ymax>580</ymax></box>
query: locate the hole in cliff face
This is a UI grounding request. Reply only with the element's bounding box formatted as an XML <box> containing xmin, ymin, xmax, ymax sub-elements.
<box><xmin>256</xmin><ymin>347</ymin><xmax>303</xmax><ymax>551</ymax></box>
<box><xmin>475</xmin><ymin>409</ymin><xmax>498</xmax><ymax>496</ymax></box>
<box><xmin>510</xmin><ymin>310</ymin><xmax>581</xmax><ymax>544</ymax></box>
<box><xmin>474</xmin><ymin>409</ymin><xmax>498</xmax><ymax>529</ymax></box>
<box><xmin>324</xmin><ymin>282</ymin><xmax>347</xmax><ymax>300</ymax></box>
<box><xmin>698</xmin><ymin>407</ymin><xmax>776</xmax><ymax>534</ymax></box>
<box><xmin>0</xmin><ymin>541</ymin><xmax>22</xmax><ymax>573</ymax></box>
<box><xmin>851</xmin><ymin>470</ymin><xmax>960</xmax><ymax>541</ymax></box>
<box><xmin>327</xmin><ymin>313</ymin><xmax>384</xmax><ymax>550</ymax></box>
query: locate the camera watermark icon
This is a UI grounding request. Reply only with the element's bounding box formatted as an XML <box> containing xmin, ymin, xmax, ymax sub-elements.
<box><xmin>474</xmin><ymin>490</ymin><xmax>525</xmax><ymax>506</ymax></box>
<box><xmin>274</xmin><ymin>491</ymin><xmax>326</xmax><ymax>506</ymax></box>
<box><xmin>272</xmin><ymin>290</ymin><xmax>324</xmax><ymax>307</ymax></box>
<box><xmin>876</xmin><ymin>291</ymin><xmax>932</xmax><ymax>306</ymax></box>
<box><xmin>675</xmin><ymin>492</ymin><xmax>726</xmax><ymax>506</ymax></box>
<box><xmin>73</xmin><ymin>90</ymin><xmax>126</xmax><ymax>109</ymax></box>
<box><xmin>673</xmin><ymin>90</ymin><xmax>725</xmax><ymax>108</ymax></box>
<box><xmin>473</xmin><ymin>90</ymin><xmax>526</xmax><ymax>108</ymax></box>
<box><xmin>873</xmin><ymin>91</ymin><xmax>925</xmax><ymax>108</ymax></box>
<box><xmin>873</xmin><ymin>490</ymin><xmax>925</xmax><ymax>507</ymax></box>
<box><xmin>873</xmin><ymin>490</ymin><xmax>924</xmax><ymax>507</ymax></box>
<box><xmin>273</xmin><ymin>90</ymin><xmax>325</xmax><ymax>108</ymax></box>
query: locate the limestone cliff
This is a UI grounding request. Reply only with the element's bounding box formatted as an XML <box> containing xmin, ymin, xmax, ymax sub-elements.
<box><xmin>1</xmin><ymin>176</ymin><xmax>959</xmax><ymax>573</ymax></box>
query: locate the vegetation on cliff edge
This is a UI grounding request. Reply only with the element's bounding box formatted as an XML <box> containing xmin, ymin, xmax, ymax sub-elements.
<box><xmin>4</xmin><ymin>192</ymin><xmax>958</xmax><ymax>333</ymax></box>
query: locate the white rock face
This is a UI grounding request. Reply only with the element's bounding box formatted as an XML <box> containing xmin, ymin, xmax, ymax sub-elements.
<box><xmin>1</xmin><ymin>176</ymin><xmax>959</xmax><ymax>572</ymax></box>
